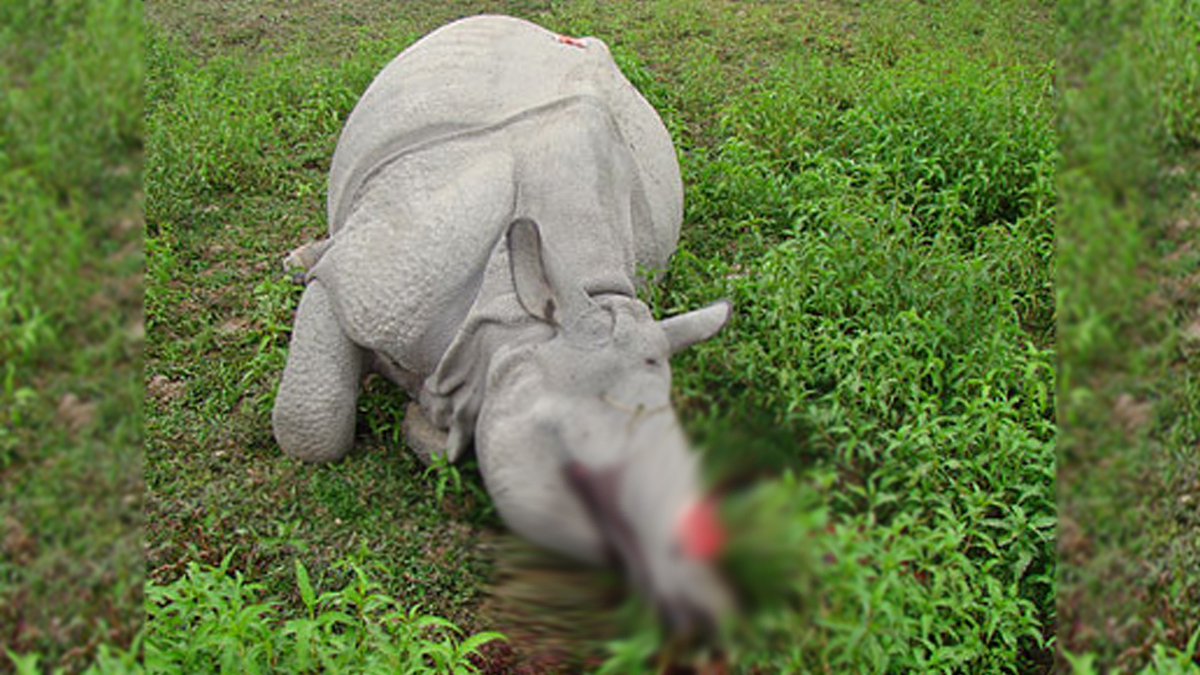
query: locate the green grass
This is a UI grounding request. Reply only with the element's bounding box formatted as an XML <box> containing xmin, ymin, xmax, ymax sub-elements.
<box><xmin>1057</xmin><ymin>0</ymin><xmax>1200</xmax><ymax>671</ymax></box>
<box><xmin>145</xmin><ymin>552</ymin><xmax>503</xmax><ymax>673</ymax></box>
<box><xmin>144</xmin><ymin>1</ymin><xmax>1056</xmax><ymax>672</ymax></box>
<box><xmin>1</xmin><ymin>0</ymin><xmax>143</xmax><ymax>672</ymax></box>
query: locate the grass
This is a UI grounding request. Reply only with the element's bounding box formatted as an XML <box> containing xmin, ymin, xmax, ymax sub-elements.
<box><xmin>0</xmin><ymin>0</ymin><xmax>143</xmax><ymax>672</ymax></box>
<box><xmin>144</xmin><ymin>0</ymin><xmax>1057</xmax><ymax>672</ymax></box>
<box><xmin>145</xmin><ymin>552</ymin><xmax>503</xmax><ymax>673</ymax></box>
<box><xmin>1056</xmin><ymin>0</ymin><xmax>1200</xmax><ymax>671</ymax></box>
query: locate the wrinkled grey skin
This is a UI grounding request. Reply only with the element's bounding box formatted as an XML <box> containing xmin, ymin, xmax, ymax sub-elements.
<box><xmin>272</xmin><ymin>15</ymin><xmax>734</xmax><ymax>634</ymax></box>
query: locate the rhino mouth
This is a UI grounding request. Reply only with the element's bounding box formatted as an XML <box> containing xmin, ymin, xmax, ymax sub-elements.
<box><xmin>563</xmin><ymin>461</ymin><xmax>719</xmax><ymax>637</ymax></box>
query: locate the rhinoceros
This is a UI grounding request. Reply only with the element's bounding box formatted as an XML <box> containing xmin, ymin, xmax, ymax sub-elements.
<box><xmin>272</xmin><ymin>14</ymin><xmax>735</xmax><ymax>634</ymax></box>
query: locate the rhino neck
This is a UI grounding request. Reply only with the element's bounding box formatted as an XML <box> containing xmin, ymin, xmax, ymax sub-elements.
<box><xmin>414</xmin><ymin>201</ymin><xmax>645</xmax><ymax>456</ymax></box>
<box><xmin>419</xmin><ymin>284</ymin><xmax>646</xmax><ymax>460</ymax></box>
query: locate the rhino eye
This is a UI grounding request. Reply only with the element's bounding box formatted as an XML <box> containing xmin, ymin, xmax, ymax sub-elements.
<box><xmin>644</xmin><ymin>357</ymin><xmax>659</xmax><ymax>367</ymax></box>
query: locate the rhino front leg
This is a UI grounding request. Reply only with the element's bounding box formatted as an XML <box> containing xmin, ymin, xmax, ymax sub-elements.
<box><xmin>272</xmin><ymin>279</ymin><xmax>363</xmax><ymax>462</ymax></box>
<box><xmin>402</xmin><ymin>401</ymin><xmax>449</xmax><ymax>466</ymax></box>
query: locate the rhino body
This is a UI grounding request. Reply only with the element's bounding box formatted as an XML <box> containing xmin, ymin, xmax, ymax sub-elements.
<box><xmin>273</xmin><ymin>15</ymin><xmax>733</xmax><ymax>634</ymax></box>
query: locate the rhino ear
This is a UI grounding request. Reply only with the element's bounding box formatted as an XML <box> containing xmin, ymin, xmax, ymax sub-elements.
<box><xmin>661</xmin><ymin>299</ymin><xmax>732</xmax><ymax>355</ymax></box>
<box><xmin>507</xmin><ymin>218</ymin><xmax>558</xmax><ymax>323</ymax></box>
<box><xmin>506</xmin><ymin>217</ymin><xmax>593</xmax><ymax>326</ymax></box>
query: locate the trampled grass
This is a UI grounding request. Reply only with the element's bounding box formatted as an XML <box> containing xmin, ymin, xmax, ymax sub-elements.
<box><xmin>144</xmin><ymin>1</ymin><xmax>1057</xmax><ymax>672</ymax></box>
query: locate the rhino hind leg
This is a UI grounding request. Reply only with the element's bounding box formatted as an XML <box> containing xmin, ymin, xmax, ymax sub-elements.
<box><xmin>282</xmin><ymin>238</ymin><xmax>333</xmax><ymax>284</ymax></box>
<box><xmin>402</xmin><ymin>402</ymin><xmax>449</xmax><ymax>466</ymax></box>
<box><xmin>273</xmin><ymin>279</ymin><xmax>363</xmax><ymax>462</ymax></box>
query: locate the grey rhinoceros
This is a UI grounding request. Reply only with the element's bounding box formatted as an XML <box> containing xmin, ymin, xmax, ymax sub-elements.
<box><xmin>272</xmin><ymin>14</ymin><xmax>735</xmax><ymax>634</ymax></box>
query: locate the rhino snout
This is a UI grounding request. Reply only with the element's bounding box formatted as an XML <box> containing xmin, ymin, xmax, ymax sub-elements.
<box><xmin>659</xmin><ymin>593</ymin><xmax>720</xmax><ymax>639</ymax></box>
<box><xmin>563</xmin><ymin>461</ymin><xmax>733</xmax><ymax>638</ymax></box>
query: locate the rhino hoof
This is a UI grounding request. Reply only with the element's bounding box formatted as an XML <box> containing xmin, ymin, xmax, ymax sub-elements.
<box><xmin>283</xmin><ymin>239</ymin><xmax>332</xmax><ymax>285</ymax></box>
<box><xmin>403</xmin><ymin>402</ymin><xmax>450</xmax><ymax>466</ymax></box>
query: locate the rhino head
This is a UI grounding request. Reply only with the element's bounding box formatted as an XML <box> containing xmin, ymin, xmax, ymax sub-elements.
<box><xmin>474</xmin><ymin>217</ymin><xmax>736</xmax><ymax>636</ymax></box>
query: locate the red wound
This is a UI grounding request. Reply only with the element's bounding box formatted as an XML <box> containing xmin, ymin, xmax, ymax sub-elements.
<box><xmin>556</xmin><ymin>34</ymin><xmax>586</xmax><ymax>49</ymax></box>
<box><xmin>678</xmin><ymin>497</ymin><xmax>725</xmax><ymax>560</ymax></box>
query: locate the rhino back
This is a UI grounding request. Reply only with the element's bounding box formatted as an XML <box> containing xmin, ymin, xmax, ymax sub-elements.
<box><xmin>327</xmin><ymin>14</ymin><xmax>681</xmax><ymax>251</ymax></box>
<box><xmin>313</xmin><ymin>99</ymin><xmax>649</xmax><ymax>388</ymax></box>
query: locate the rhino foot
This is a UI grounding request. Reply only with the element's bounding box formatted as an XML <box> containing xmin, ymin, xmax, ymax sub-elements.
<box><xmin>403</xmin><ymin>401</ymin><xmax>450</xmax><ymax>466</ymax></box>
<box><xmin>283</xmin><ymin>239</ymin><xmax>333</xmax><ymax>284</ymax></box>
<box><xmin>272</xmin><ymin>279</ymin><xmax>363</xmax><ymax>462</ymax></box>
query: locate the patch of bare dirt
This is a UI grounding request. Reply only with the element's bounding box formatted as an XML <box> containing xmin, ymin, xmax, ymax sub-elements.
<box><xmin>1112</xmin><ymin>392</ymin><xmax>1154</xmax><ymax>439</ymax></box>
<box><xmin>2</xmin><ymin>514</ymin><xmax>37</xmax><ymax>566</ymax></box>
<box><xmin>147</xmin><ymin>374</ymin><xmax>186</xmax><ymax>404</ymax></box>
<box><xmin>56</xmin><ymin>393</ymin><xmax>97</xmax><ymax>435</ymax></box>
